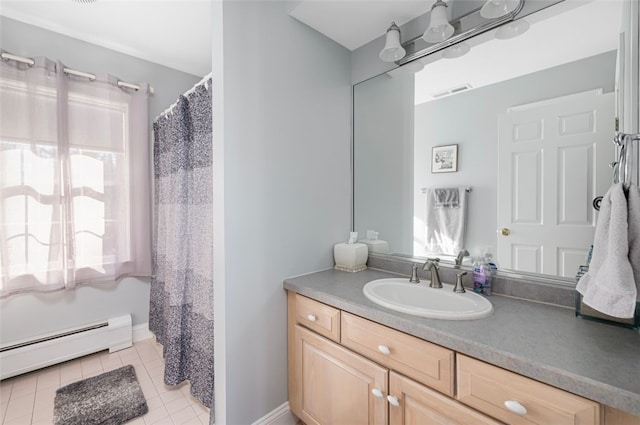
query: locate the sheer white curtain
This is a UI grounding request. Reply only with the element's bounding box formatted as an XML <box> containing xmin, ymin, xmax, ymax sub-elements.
<box><xmin>0</xmin><ymin>52</ymin><xmax>152</xmax><ymax>298</ymax></box>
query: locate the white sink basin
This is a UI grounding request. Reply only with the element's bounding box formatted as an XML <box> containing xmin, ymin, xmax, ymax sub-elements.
<box><xmin>363</xmin><ymin>278</ymin><xmax>493</xmax><ymax>320</ymax></box>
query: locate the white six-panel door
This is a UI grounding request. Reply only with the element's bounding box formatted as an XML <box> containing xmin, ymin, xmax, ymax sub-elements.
<box><xmin>497</xmin><ymin>90</ymin><xmax>615</xmax><ymax>277</ymax></box>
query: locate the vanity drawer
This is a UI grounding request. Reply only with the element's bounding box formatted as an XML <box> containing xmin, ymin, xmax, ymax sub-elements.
<box><xmin>457</xmin><ymin>354</ymin><xmax>600</xmax><ymax>425</ymax></box>
<box><xmin>294</xmin><ymin>294</ymin><xmax>340</xmax><ymax>342</ymax></box>
<box><xmin>341</xmin><ymin>312</ymin><xmax>454</xmax><ymax>396</ymax></box>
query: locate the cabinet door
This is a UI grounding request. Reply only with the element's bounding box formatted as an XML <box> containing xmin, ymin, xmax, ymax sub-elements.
<box><xmin>291</xmin><ymin>325</ymin><xmax>388</xmax><ymax>425</ymax></box>
<box><xmin>388</xmin><ymin>372</ymin><xmax>504</xmax><ymax>425</ymax></box>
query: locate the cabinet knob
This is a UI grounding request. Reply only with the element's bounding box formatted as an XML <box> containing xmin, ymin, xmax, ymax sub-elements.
<box><xmin>387</xmin><ymin>395</ymin><xmax>400</xmax><ymax>407</ymax></box>
<box><xmin>307</xmin><ymin>314</ymin><xmax>317</xmax><ymax>322</ymax></box>
<box><xmin>504</xmin><ymin>400</ymin><xmax>527</xmax><ymax>415</ymax></box>
<box><xmin>377</xmin><ymin>345</ymin><xmax>391</xmax><ymax>355</ymax></box>
<box><xmin>371</xmin><ymin>388</ymin><xmax>384</xmax><ymax>399</ymax></box>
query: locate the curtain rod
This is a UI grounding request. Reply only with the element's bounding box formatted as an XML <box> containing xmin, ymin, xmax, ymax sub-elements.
<box><xmin>155</xmin><ymin>72</ymin><xmax>212</xmax><ymax>120</ymax></box>
<box><xmin>1</xmin><ymin>52</ymin><xmax>155</xmax><ymax>95</ymax></box>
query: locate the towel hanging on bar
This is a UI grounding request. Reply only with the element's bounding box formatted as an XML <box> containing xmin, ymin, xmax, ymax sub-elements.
<box><xmin>423</xmin><ymin>187</ymin><xmax>470</xmax><ymax>256</ymax></box>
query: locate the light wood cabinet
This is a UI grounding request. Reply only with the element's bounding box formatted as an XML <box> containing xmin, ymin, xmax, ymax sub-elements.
<box><xmin>604</xmin><ymin>407</ymin><xmax>640</xmax><ymax>425</ymax></box>
<box><xmin>287</xmin><ymin>291</ymin><xmax>639</xmax><ymax>425</ymax></box>
<box><xmin>457</xmin><ymin>354</ymin><xmax>600</xmax><ymax>425</ymax></box>
<box><xmin>341</xmin><ymin>312</ymin><xmax>454</xmax><ymax>397</ymax></box>
<box><xmin>291</xmin><ymin>325</ymin><xmax>388</xmax><ymax>425</ymax></box>
<box><xmin>294</xmin><ymin>293</ymin><xmax>341</xmax><ymax>342</ymax></box>
<box><xmin>388</xmin><ymin>371</ymin><xmax>503</xmax><ymax>425</ymax></box>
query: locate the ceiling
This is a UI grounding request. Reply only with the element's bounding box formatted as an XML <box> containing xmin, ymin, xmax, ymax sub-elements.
<box><xmin>0</xmin><ymin>0</ymin><xmax>438</xmax><ymax>77</ymax></box>
<box><xmin>0</xmin><ymin>0</ymin><xmax>213</xmax><ymax>77</ymax></box>
<box><xmin>289</xmin><ymin>1</ymin><xmax>433</xmax><ymax>51</ymax></box>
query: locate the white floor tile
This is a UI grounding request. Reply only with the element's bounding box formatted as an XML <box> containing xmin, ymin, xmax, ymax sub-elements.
<box><xmin>170</xmin><ymin>405</ymin><xmax>198</xmax><ymax>425</ymax></box>
<box><xmin>0</xmin><ymin>341</ymin><xmax>210</xmax><ymax>425</ymax></box>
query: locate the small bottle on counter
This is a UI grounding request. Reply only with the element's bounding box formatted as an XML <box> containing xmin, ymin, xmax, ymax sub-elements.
<box><xmin>472</xmin><ymin>257</ymin><xmax>492</xmax><ymax>296</ymax></box>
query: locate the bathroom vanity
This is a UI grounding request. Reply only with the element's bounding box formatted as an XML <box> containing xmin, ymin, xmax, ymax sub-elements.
<box><xmin>284</xmin><ymin>268</ymin><xmax>640</xmax><ymax>425</ymax></box>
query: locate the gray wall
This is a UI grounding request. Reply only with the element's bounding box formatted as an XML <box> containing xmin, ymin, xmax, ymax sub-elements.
<box><xmin>0</xmin><ymin>16</ymin><xmax>201</xmax><ymax>343</ymax></box>
<box><xmin>413</xmin><ymin>51</ymin><xmax>616</xmax><ymax>259</ymax></box>
<box><xmin>212</xmin><ymin>2</ymin><xmax>351</xmax><ymax>423</ymax></box>
<box><xmin>354</xmin><ymin>72</ymin><xmax>415</xmax><ymax>254</ymax></box>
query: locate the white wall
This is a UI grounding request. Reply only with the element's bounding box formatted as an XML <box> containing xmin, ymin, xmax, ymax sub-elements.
<box><xmin>212</xmin><ymin>2</ymin><xmax>351</xmax><ymax>423</ymax></box>
<box><xmin>0</xmin><ymin>17</ymin><xmax>201</xmax><ymax>344</ymax></box>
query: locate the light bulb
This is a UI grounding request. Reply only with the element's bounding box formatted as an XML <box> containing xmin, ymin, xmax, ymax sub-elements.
<box><xmin>379</xmin><ymin>22</ymin><xmax>406</xmax><ymax>62</ymax></box>
<box><xmin>423</xmin><ymin>1</ymin><xmax>454</xmax><ymax>43</ymax></box>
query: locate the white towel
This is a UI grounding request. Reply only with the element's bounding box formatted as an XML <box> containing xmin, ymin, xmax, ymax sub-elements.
<box><xmin>627</xmin><ymin>184</ymin><xmax>640</xmax><ymax>302</ymax></box>
<box><xmin>425</xmin><ymin>187</ymin><xmax>466</xmax><ymax>256</ymax></box>
<box><xmin>576</xmin><ymin>183</ymin><xmax>637</xmax><ymax>318</ymax></box>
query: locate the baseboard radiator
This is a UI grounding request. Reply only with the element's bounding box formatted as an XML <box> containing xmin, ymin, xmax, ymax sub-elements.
<box><xmin>0</xmin><ymin>314</ymin><xmax>132</xmax><ymax>380</ymax></box>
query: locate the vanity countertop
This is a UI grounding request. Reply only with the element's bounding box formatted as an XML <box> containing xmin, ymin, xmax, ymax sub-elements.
<box><xmin>283</xmin><ymin>268</ymin><xmax>640</xmax><ymax>416</ymax></box>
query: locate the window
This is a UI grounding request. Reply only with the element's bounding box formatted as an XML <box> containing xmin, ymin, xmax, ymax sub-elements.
<box><xmin>0</xmin><ymin>57</ymin><xmax>151</xmax><ymax>297</ymax></box>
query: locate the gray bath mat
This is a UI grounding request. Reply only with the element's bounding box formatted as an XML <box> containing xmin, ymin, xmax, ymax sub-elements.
<box><xmin>53</xmin><ymin>364</ymin><xmax>148</xmax><ymax>425</ymax></box>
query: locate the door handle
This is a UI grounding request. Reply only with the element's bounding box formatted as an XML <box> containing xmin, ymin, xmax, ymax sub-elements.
<box><xmin>500</xmin><ymin>228</ymin><xmax>510</xmax><ymax>236</ymax></box>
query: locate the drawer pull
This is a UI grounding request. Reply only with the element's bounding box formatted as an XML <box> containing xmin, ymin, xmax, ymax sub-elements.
<box><xmin>307</xmin><ymin>314</ymin><xmax>317</xmax><ymax>322</ymax></box>
<box><xmin>371</xmin><ymin>388</ymin><xmax>384</xmax><ymax>399</ymax></box>
<box><xmin>377</xmin><ymin>345</ymin><xmax>391</xmax><ymax>355</ymax></box>
<box><xmin>387</xmin><ymin>395</ymin><xmax>400</xmax><ymax>407</ymax></box>
<box><xmin>504</xmin><ymin>400</ymin><xmax>527</xmax><ymax>415</ymax></box>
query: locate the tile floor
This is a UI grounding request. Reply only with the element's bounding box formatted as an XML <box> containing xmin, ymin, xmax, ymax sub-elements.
<box><xmin>0</xmin><ymin>338</ymin><xmax>210</xmax><ymax>425</ymax></box>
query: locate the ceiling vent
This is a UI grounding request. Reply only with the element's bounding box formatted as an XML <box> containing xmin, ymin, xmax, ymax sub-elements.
<box><xmin>431</xmin><ymin>83</ymin><xmax>473</xmax><ymax>99</ymax></box>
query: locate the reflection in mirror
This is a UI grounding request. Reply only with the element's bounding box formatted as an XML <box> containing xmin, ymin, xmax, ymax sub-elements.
<box><xmin>354</xmin><ymin>0</ymin><xmax>623</xmax><ymax>280</ymax></box>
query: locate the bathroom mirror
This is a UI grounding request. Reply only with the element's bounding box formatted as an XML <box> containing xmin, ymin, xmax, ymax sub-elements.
<box><xmin>353</xmin><ymin>0</ymin><xmax>630</xmax><ymax>281</ymax></box>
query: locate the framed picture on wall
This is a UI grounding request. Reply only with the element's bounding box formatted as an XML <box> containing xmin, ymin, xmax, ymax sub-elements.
<box><xmin>431</xmin><ymin>144</ymin><xmax>458</xmax><ymax>173</ymax></box>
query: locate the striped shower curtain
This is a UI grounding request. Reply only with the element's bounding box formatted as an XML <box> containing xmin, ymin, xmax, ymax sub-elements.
<box><xmin>149</xmin><ymin>78</ymin><xmax>214</xmax><ymax>409</ymax></box>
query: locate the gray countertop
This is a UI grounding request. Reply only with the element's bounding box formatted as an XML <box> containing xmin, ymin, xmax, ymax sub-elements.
<box><xmin>283</xmin><ymin>268</ymin><xmax>640</xmax><ymax>416</ymax></box>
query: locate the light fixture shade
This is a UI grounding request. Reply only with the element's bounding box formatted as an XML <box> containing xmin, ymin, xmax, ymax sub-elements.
<box><xmin>423</xmin><ymin>0</ymin><xmax>454</xmax><ymax>44</ymax></box>
<box><xmin>480</xmin><ymin>0</ymin><xmax>519</xmax><ymax>19</ymax></box>
<box><xmin>379</xmin><ymin>22</ymin><xmax>406</xmax><ymax>62</ymax></box>
<box><xmin>495</xmin><ymin>20</ymin><xmax>530</xmax><ymax>39</ymax></box>
<box><xmin>441</xmin><ymin>42</ymin><xmax>471</xmax><ymax>59</ymax></box>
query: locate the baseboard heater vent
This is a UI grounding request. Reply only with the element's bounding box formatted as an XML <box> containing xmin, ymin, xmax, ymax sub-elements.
<box><xmin>0</xmin><ymin>314</ymin><xmax>132</xmax><ymax>380</ymax></box>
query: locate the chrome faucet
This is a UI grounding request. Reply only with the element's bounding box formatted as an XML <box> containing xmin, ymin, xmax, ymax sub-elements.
<box><xmin>455</xmin><ymin>249</ymin><xmax>470</xmax><ymax>267</ymax></box>
<box><xmin>422</xmin><ymin>258</ymin><xmax>442</xmax><ymax>288</ymax></box>
<box><xmin>453</xmin><ymin>271</ymin><xmax>467</xmax><ymax>293</ymax></box>
<box><xmin>409</xmin><ymin>264</ymin><xmax>420</xmax><ymax>283</ymax></box>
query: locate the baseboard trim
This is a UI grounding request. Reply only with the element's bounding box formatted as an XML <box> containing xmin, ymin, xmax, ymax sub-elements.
<box><xmin>251</xmin><ymin>402</ymin><xmax>298</xmax><ymax>425</ymax></box>
<box><xmin>132</xmin><ymin>323</ymin><xmax>153</xmax><ymax>343</ymax></box>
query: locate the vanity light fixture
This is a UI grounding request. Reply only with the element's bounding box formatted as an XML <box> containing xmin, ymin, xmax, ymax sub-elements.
<box><xmin>379</xmin><ymin>22</ymin><xmax>406</xmax><ymax>62</ymax></box>
<box><xmin>441</xmin><ymin>42</ymin><xmax>471</xmax><ymax>59</ymax></box>
<box><xmin>495</xmin><ymin>19</ymin><xmax>530</xmax><ymax>39</ymax></box>
<box><xmin>480</xmin><ymin>0</ymin><xmax>519</xmax><ymax>19</ymax></box>
<box><xmin>423</xmin><ymin>0</ymin><xmax>454</xmax><ymax>43</ymax></box>
<box><xmin>380</xmin><ymin>0</ymin><xmax>525</xmax><ymax>65</ymax></box>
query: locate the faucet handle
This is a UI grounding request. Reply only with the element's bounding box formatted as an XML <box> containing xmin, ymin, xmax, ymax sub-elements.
<box><xmin>423</xmin><ymin>258</ymin><xmax>440</xmax><ymax>270</ymax></box>
<box><xmin>454</xmin><ymin>271</ymin><xmax>467</xmax><ymax>293</ymax></box>
<box><xmin>409</xmin><ymin>264</ymin><xmax>420</xmax><ymax>283</ymax></box>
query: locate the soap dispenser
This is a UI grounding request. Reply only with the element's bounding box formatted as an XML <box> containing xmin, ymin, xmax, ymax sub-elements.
<box><xmin>472</xmin><ymin>257</ymin><xmax>492</xmax><ymax>295</ymax></box>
